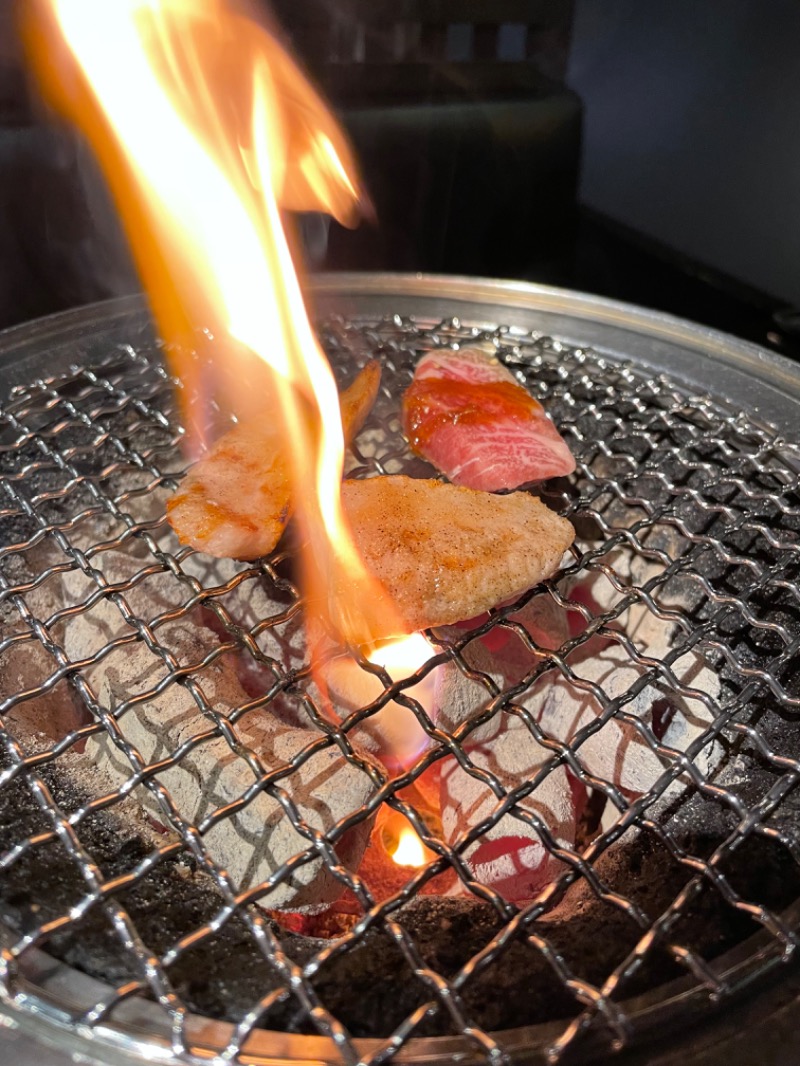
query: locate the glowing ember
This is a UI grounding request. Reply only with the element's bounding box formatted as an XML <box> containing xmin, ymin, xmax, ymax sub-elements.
<box><xmin>390</xmin><ymin>827</ymin><xmax>429</xmax><ymax>868</ymax></box>
<box><xmin>23</xmin><ymin>0</ymin><xmax>400</xmax><ymax>647</ymax></box>
<box><xmin>379</xmin><ymin>807</ymin><xmax>437</xmax><ymax>871</ymax></box>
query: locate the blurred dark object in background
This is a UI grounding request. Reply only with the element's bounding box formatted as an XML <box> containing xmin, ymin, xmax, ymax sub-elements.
<box><xmin>569</xmin><ymin>0</ymin><xmax>800</xmax><ymax>311</ymax></box>
<box><xmin>574</xmin><ymin>210</ymin><xmax>800</xmax><ymax>362</ymax></box>
<box><xmin>0</xmin><ymin>126</ymin><xmax>138</xmax><ymax>327</ymax></box>
<box><xmin>567</xmin><ymin>0</ymin><xmax>800</xmax><ymax>361</ymax></box>
<box><xmin>0</xmin><ymin>0</ymin><xmax>138</xmax><ymax>330</ymax></box>
<box><xmin>274</xmin><ymin>0</ymin><xmax>582</xmax><ymax>282</ymax></box>
<box><xmin>0</xmin><ymin>0</ymin><xmax>580</xmax><ymax>329</ymax></box>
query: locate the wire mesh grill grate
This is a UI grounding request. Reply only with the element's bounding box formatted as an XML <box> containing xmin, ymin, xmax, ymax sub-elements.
<box><xmin>0</xmin><ymin>307</ymin><xmax>798</xmax><ymax>1065</ymax></box>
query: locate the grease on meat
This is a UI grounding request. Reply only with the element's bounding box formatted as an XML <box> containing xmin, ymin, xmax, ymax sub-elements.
<box><xmin>402</xmin><ymin>348</ymin><xmax>575</xmax><ymax>491</ymax></box>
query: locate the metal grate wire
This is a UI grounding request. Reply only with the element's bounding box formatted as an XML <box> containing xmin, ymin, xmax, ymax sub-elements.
<box><xmin>0</xmin><ymin>307</ymin><xmax>798</xmax><ymax>1065</ymax></box>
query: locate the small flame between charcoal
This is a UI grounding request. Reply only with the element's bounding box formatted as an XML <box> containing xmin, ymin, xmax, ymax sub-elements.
<box><xmin>390</xmin><ymin>827</ymin><xmax>429</xmax><ymax>868</ymax></box>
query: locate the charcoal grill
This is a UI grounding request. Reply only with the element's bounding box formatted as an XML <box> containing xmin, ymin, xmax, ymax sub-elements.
<box><xmin>0</xmin><ymin>273</ymin><xmax>799</xmax><ymax>1066</ymax></box>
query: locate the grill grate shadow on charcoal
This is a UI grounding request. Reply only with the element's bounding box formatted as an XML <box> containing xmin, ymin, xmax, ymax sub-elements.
<box><xmin>0</xmin><ymin>296</ymin><xmax>799</xmax><ymax>1064</ymax></box>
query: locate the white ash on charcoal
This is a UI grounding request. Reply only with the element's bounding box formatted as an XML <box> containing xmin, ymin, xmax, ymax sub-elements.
<box><xmin>0</xmin><ymin>552</ymin><xmax>90</xmax><ymax>749</ymax></box>
<box><xmin>429</xmin><ymin>596</ymin><xmax>582</xmax><ymax>901</ymax></box>
<box><xmin>433</xmin><ymin>528</ymin><xmax>724</xmax><ymax>825</ymax></box>
<box><xmin>537</xmin><ymin>638</ymin><xmax>722</xmax><ymax>804</ymax></box>
<box><xmin>0</xmin><ymin>505</ymin><xmax>379</xmax><ymax>910</ymax></box>
<box><xmin>46</xmin><ymin>487</ymin><xmax>310</xmax><ymax>706</ymax></box>
<box><xmin>0</xmin><ymin>552</ymin><xmax>169</xmax><ymax>845</ymax></box>
<box><xmin>438</xmin><ymin>639</ymin><xmax>721</xmax><ymax>814</ymax></box>
<box><xmin>434</xmin><ymin>593</ymin><xmax>569</xmax><ymax>744</ymax></box>
<box><xmin>152</xmin><ymin>489</ymin><xmax>311</xmax><ymax>695</ymax></box>
<box><xmin>85</xmin><ymin>625</ymin><xmax>376</xmax><ymax>909</ymax></box>
<box><xmin>555</xmin><ymin>527</ymin><xmax>724</xmax><ymax>803</ymax></box>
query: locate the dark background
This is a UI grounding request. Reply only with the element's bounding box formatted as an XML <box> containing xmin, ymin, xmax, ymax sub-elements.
<box><xmin>1</xmin><ymin>0</ymin><xmax>799</xmax><ymax>361</ymax></box>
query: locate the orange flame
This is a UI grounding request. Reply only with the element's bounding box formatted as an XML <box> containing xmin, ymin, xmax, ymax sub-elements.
<box><xmin>24</xmin><ymin>0</ymin><xmax>397</xmax><ymax>646</ymax></box>
<box><xmin>380</xmin><ymin>808</ymin><xmax>437</xmax><ymax>869</ymax></box>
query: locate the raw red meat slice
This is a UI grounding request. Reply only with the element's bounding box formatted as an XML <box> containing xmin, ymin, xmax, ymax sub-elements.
<box><xmin>402</xmin><ymin>348</ymin><xmax>575</xmax><ymax>491</ymax></box>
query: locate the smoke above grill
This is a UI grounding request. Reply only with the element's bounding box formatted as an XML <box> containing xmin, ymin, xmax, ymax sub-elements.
<box><xmin>0</xmin><ymin>281</ymin><xmax>798</xmax><ymax>1065</ymax></box>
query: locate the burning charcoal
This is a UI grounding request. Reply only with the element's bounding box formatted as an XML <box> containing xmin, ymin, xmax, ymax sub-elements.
<box><xmin>436</xmin><ymin>530</ymin><xmax>724</xmax><ymax>804</ymax></box>
<box><xmin>328</xmin><ymin>804</ymin><xmax>458</xmax><ymax>914</ymax></box>
<box><xmin>12</xmin><ymin>525</ymin><xmax>376</xmax><ymax>910</ymax></box>
<box><xmin>84</xmin><ymin>621</ymin><xmax>377</xmax><ymax>909</ymax></box>
<box><xmin>323</xmin><ymin>657</ymin><xmax>434</xmax><ymax>769</ymax></box>
<box><xmin>437</xmin><ymin>626</ymin><xmax>721</xmax><ymax>802</ymax></box>
<box><xmin>536</xmin><ymin>637</ymin><xmax>723</xmax><ymax>799</ymax></box>
<box><xmin>181</xmin><ymin>551</ymin><xmax>311</xmax><ymax>699</ymax></box>
<box><xmin>0</xmin><ymin>558</ymin><xmax>88</xmax><ymax>747</ymax></box>
<box><xmin>440</xmin><ymin>711</ymin><xmax>583</xmax><ymax>904</ymax></box>
<box><xmin>434</xmin><ymin>594</ymin><xmax>569</xmax><ymax>744</ymax></box>
<box><xmin>554</xmin><ymin>533</ymin><xmax>724</xmax><ymax>797</ymax></box>
<box><xmin>49</xmin><ymin>505</ymin><xmax>309</xmax><ymax>693</ymax></box>
<box><xmin>0</xmin><ymin>628</ymin><xmax>88</xmax><ymax>747</ymax></box>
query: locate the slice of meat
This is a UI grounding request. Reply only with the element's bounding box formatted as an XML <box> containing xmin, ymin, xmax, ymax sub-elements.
<box><xmin>166</xmin><ymin>360</ymin><xmax>380</xmax><ymax>559</ymax></box>
<box><xmin>402</xmin><ymin>348</ymin><xmax>575</xmax><ymax>491</ymax></box>
<box><xmin>339</xmin><ymin>475</ymin><xmax>574</xmax><ymax>638</ymax></box>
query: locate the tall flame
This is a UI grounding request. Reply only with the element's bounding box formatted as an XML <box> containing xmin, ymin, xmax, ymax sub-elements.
<box><xmin>24</xmin><ymin>0</ymin><xmax>396</xmax><ymax>645</ymax></box>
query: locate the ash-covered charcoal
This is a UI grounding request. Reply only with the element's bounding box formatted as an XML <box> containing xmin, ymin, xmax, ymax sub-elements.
<box><xmin>85</xmin><ymin>625</ymin><xmax>377</xmax><ymax>909</ymax></box>
<box><xmin>0</xmin><ymin>490</ymin><xmax>376</xmax><ymax>909</ymax></box>
<box><xmin>29</xmin><ymin>505</ymin><xmax>379</xmax><ymax>910</ymax></box>
<box><xmin>439</xmin><ymin>714</ymin><xmax>584</xmax><ymax>906</ymax></box>
<box><xmin>0</xmin><ymin>560</ymin><xmax>90</xmax><ymax>747</ymax></box>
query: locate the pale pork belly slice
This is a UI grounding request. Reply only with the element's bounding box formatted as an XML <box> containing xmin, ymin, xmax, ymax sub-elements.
<box><xmin>339</xmin><ymin>475</ymin><xmax>574</xmax><ymax>638</ymax></box>
<box><xmin>402</xmin><ymin>348</ymin><xmax>575</xmax><ymax>491</ymax></box>
<box><xmin>167</xmin><ymin>360</ymin><xmax>380</xmax><ymax>559</ymax></box>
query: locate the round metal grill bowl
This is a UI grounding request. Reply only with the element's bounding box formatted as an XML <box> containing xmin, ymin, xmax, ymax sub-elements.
<box><xmin>0</xmin><ymin>274</ymin><xmax>799</xmax><ymax>1066</ymax></box>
